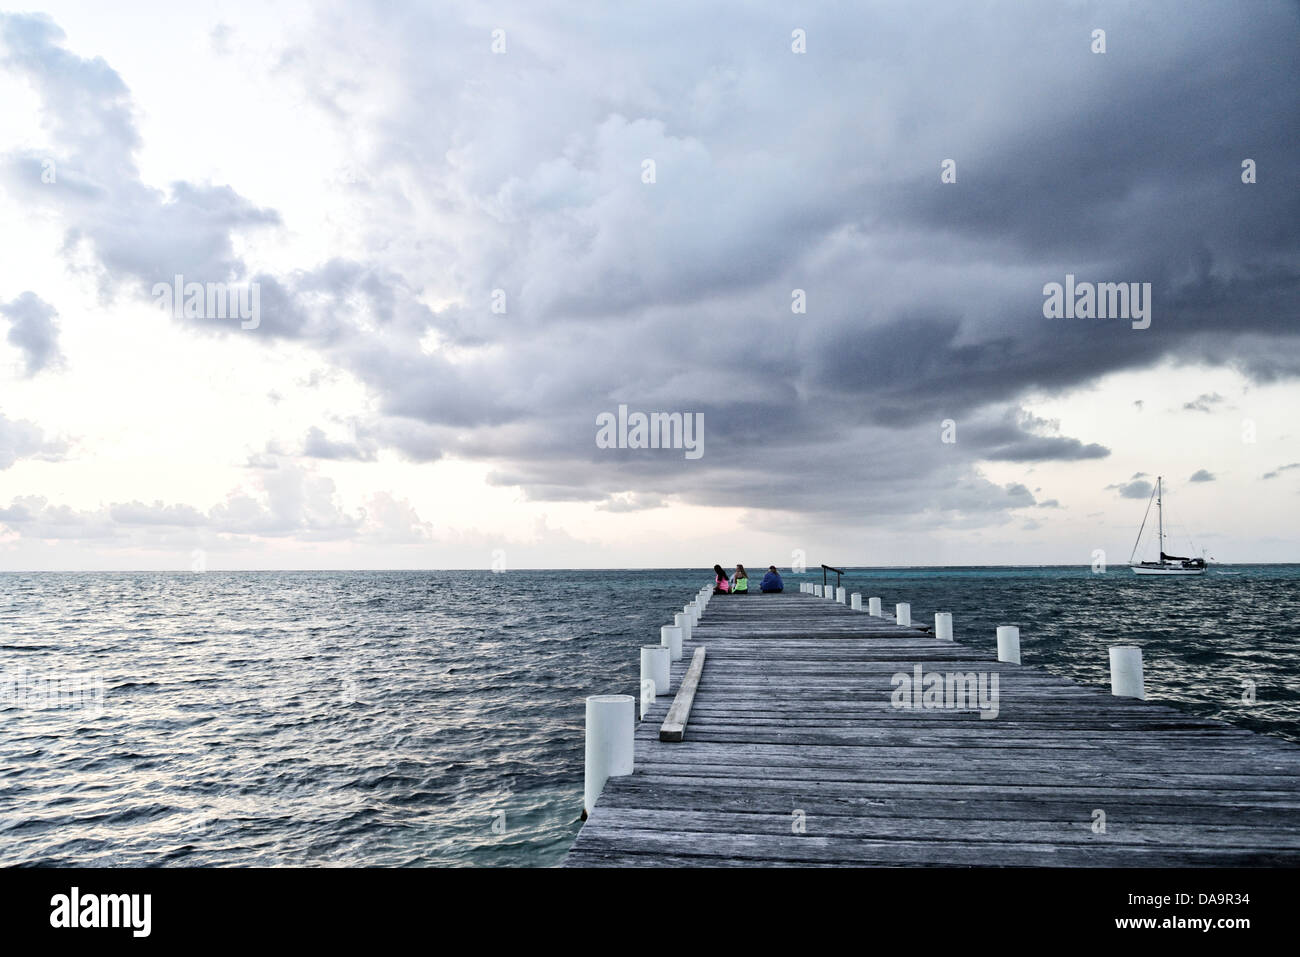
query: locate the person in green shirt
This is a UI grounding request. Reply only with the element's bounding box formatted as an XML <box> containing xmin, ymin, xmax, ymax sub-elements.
<box><xmin>731</xmin><ymin>564</ymin><xmax>749</xmax><ymax>594</ymax></box>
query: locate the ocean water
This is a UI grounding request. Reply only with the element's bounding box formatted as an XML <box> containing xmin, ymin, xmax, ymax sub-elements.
<box><xmin>1</xmin><ymin>565</ymin><xmax>1297</xmax><ymax>867</ymax></box>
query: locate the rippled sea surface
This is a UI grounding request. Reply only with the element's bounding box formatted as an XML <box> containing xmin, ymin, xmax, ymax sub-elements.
<box><xmin>1</xmin><ymin>566</ymin><xmax>1297</xmax><ymax>866</ymax></box>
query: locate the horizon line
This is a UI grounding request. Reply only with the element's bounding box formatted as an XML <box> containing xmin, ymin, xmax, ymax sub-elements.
<box><xmin>0</xmin><ymin>561</ymin><xmax>1294</xmax><ymax>574</ymax></box>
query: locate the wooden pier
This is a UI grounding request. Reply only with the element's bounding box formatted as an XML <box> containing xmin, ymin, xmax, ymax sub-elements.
<box><xmin>564</xmin><ymin>590</ymin><xmax>1300</xmax><ymax>866</ymax></box>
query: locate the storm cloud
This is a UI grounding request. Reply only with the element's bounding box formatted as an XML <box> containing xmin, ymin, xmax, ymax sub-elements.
<box><xmin>1</xmin><ymin>2</ymin><xmax>1297</xmax><ymax>542</ymax></box>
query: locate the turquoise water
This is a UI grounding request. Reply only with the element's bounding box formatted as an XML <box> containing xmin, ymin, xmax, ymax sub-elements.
<box><xmin>0</xmin><ymin>565</ymin><xmax>1296</xmax><ymax>866</ymax></box>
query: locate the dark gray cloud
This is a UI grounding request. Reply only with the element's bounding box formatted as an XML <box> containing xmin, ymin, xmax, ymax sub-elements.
<box><xmin>978</xmin><ymin>432</ymin><xmax>1109</xmax><ymax>463</ymax></box>
<box><xmin>2</xmin><ymin>2</ymin><xmax>1298</xmax><ymax>532</ymax></box>
<box><xmin>1189</xmin><ymin>469</ymin><xmax>1215</xmax><ymax>482</ymax></box>
<box><xmin>1108</xmin><ymin>479</ymin><xmax>1154</xmax><ymax>499</ymax></box>
<box><xmin>269</xmin><ymin>0</ymin><xmax>1295</xmax><ymax>517</ymax></box>
<box><xmin>0</xmin><ymin>291</ymin><xmax>62</xmax><ymax>375</ymax></box>
<box><xmin>1262</xmin><ymin>463</ymin><xmax>1300</xmax><ymax>480</ymax></box>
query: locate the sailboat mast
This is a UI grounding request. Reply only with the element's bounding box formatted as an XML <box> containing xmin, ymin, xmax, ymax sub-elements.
<box><xmin>1157</xmin><ymin>476</ymin><xmax>1163</xmax><ymax>558</ymax></box>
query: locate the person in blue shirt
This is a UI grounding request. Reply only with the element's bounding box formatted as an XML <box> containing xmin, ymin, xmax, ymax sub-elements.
<box><xmin>759</xmin><ymin>566</ymin><xmax>783</xmax><ymax>593</ymax></box>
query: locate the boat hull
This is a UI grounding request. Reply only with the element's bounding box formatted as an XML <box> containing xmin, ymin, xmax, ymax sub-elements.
<box><xmin>1130</xmin><ymin>564</ymin><xmax>1207</xmax><ymax>576</ymax></box>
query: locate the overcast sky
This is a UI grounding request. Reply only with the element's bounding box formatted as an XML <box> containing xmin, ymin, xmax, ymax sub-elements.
<box><xmin>0</xmin><ymin>1</ymin><xmax>1297</xmax><ymax>570</ymax></box>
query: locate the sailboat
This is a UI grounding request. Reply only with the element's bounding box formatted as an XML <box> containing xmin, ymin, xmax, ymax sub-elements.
<box><xmin>1128</xmin><ymin>475</ymin><xmax>1208</xmax><ymax>576</ymax></box>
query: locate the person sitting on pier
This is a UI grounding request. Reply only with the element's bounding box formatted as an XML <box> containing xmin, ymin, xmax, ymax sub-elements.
<box><xmin>759</xmin><ymin>566</ymin><xmax>783</xmax><ymax>593</ymax></box>
<box><xmin>712</xmin><ymin>564</ymin><xmax>731</xmax><ymax>593</ymax></box>
<box><xmin>731</xmin><ymin>564</ymin><xmax>749</xmax><ymax>594</ymax></box>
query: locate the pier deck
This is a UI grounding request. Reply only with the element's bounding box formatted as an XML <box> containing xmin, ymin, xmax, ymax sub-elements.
<box><xmin>564</xmin><ymin>592</ymin><xmax>1300</xmax><ymax>866</ymax></box>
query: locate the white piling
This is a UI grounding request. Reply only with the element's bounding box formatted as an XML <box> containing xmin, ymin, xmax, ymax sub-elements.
<box><xmin>996</xmin><ymin>625</ymin><xmax>1021</xmax><ymax>664</ymax></box>
<box><xmin>851</xmin><ymin>593</ymin><xmax>862</xmax><ymax>611</ymax></box>
<box><xmin>661</xmin><ymin>624</ymin><xmax>683</xmax><ymax>661</ymax></box>
<box><xmin>935</xmin><ymin>612</ymin><xmax>953</xmax><ymax>641</ymax></box>
<box><xmin>675</xmin><ymin>611</ymin><xmax>693</xmax><ymax>645</ymax></box>
<box><xmin>1109</xmin><ymin>646</ymin><xmax>1146</xmax><ymax>699</ymax></box>
<box><xmin>584</xmin><ymin>694</ymin><xmax>634</xmax><ymax>815</ymax></box>
<box><xmin>868</xmin><ymin>597</ymin><xmax>882</xmax><ymax>616</ymax></box>
<box><xmin>813</xmin><ymin>584</ymin><xmax>822</xmax><ymax>597</ymax></box>
<box><xmin>641</xmin><ymin>644</ymin><xmax>671</xmax><ymax>697</ymax></box>
<box><xmin>895</xmin><ymin>602</ymin><xmax>911</xmax><ymax>626</ymax></box>
<box><xmin>826</xmin><ymin>585</ymin><xmax>836</xmax><ymax>600</ymax></box>
<box><xmin>836</xmin><ymin>586</ymin><xmax>846</xmax><ymax>603</ymax></box>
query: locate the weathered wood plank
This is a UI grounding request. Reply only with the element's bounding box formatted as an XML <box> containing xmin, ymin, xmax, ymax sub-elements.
<box><xmin>660</xmin><ymin>646</ymin><xmax>707</xmax><ymax>741</ymax></box>
<box><xmin>581</xmin><ymin>807</ymin><xmax>1300</xmax><ymax>848</ymax></box>
<box><xmin>567</xmin><ymin>827</ymin><xmax>1300</xmax><ymax>866</ymax></box>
